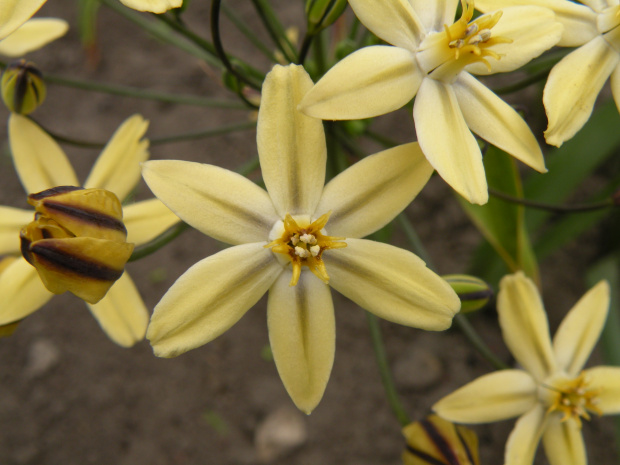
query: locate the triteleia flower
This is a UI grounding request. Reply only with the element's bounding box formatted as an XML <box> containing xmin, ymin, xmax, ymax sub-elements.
<box><xmin>476</xmin><ymin>0</ymin><xmax>620</xmax><ymax>146</ymax></box>
<box><xmin>300</xmin><ymin>0</ymin><xmax>562</xmax><ymax>204</ymax></box>
<box><xmin>0</xmin><ymin>0</ymin><xmax>68</xmax><ymax>57</ymax></box>
<box><xmin>402</xmin><ymin>414</ymin><xmax>480</xmax><ymax>465</ymax></box>
<box><xmin>119</xmin><ymin>0</ymin><xmax>182</xmax><ymax>14</ymax></box>
<box><xmin>433</xmin><ymin>272</ymin><xmax>617</xmax><ymax>465</ymax></box>
<box><xmin>0</xmin><ymin>114</ymin><xmax>180</xmax><ymax>347</ymax></box>
<box><xmin>141</xmin><ymin>64</ymin><xmax>460</xmax><ymax>414</ymax></box>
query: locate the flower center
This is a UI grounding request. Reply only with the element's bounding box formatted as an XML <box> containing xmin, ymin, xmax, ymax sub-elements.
<box><xmin>265</xmin><ymin>212</ymin><xmax>346</xmax><ymax>286</ymax></box>
<box><xmin>598</xmin><ymin>5</ymin><xmax>620</xmax><ymax>52</ymax></box>
<box><xmin>416</xmin><ymin>0</ymin><xmax>512</xmax><ymax>81</ymax></box>
<box><xmin>541</xmin><ymin>372</ymin><xmax>602</xmax><ymax>428</ymax></box>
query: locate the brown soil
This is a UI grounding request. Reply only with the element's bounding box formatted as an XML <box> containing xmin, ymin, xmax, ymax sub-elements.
<box><xmin>0</xmin><ymin>1</ymin><xmax>617</xmax><ymax>464</ymax></box>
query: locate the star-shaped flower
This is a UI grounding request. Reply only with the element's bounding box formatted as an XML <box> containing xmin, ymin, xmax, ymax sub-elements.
<box><xmin>0</xmin><ymin>114</ymin><xmax>180</xmax><ymax>347</ymax></box>
<box><xmin>433</xmin><ymin>272</ymin><xmax>618</xmax><ymax>465</ymax></box>
<box><xmin>141</xmin><ymin>64</ymin><xmax>460</xmax><ymax>413</ymax></box>
<box><xmin>0</xmin><ymin>0</ymin><xmax>68</xmax><ymax>57</ymax></box>
<box><xmin>476</xmin><ymin>0</ymin><xmax>620</xmax><ymax>146</ymax></box>
<box><xmin>300</xmin><ymin>0</ymin><xmax>562</xmax><ymax>204</ymax></box>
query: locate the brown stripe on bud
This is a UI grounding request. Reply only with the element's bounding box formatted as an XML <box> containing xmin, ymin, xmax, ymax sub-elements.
<box><xmin>28</xmin><ymin>186</ymin><xmax>83</xmax><ymax>201</ymax></box>
<box><xmin>42</xmin><ymin>200</ymin><xmax>127</xmax><ymax>235</ymax></box>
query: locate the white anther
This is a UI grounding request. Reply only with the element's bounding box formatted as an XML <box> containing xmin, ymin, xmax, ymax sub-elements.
<box><xmin>465</xmin><ymin>23</ymin><xmax>478</xmax><ymax>36</ymax></box>
<box><xmin>479</xmin><ymin>29</ymin><xmax>492</xmax><ymax>42</ymax></box>
<box><xmin>291</xmin><ymin>235</ymin><xmax>300</xmax><ymax>246</ymax></box>
<box><xmin>310</xmin><ymin>245</ymin><xmax>320</xmax><ymax>257</ymax></box>
<box><xmin>300</xmin><ymin>233</ymin><xmax>317</xmax><ymax>245</ymax></box>
<box><xmin>294</xmin><ymin>246</ymin><xmax>309</xmax><ymax>258</ymax></box>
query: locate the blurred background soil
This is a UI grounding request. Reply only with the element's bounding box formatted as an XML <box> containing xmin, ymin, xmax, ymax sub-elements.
<box><xmin>0</xmin><ymin>1</ymin><xmax>617</xmax><ymax>464</ymax></box>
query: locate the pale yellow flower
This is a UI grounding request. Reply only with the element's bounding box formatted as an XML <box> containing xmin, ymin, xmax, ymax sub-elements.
<box><xmin>0</xmin><ymin>114</ymin><xmax>180</xmax><ymax>347</ymax></box>
<box><xmin>0</xmin><ymin>0</ymin><xmax>67</xmax><ymax>57</ymax></box>
<box><xmin>433</xmin><ymin>272</ymin><xmax>617</xmax><ymax>465</ymax></box>
<box><xmin>477</xmin><ymin>0</ymin><xmax>620</xmax><ymax>147</ymax></box>
<box><xmin>141</xmin><ymin>64</ymin><xmax>460</xmax><ymax>414</ymax></box>
<box><xmin>300</xmin><ymin>0</ymin><xmax>562</xmax><ymax>204</ymax></box>
<box><xmin>119</xmin><ymin>0</ymin><xmax>182</xmax><ymax>14</ymax></box>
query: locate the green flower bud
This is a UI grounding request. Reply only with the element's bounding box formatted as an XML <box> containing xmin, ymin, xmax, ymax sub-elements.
<box><xmin>305</xmin><ymin>0</ymin><xmax>347</xmax><ymax>34</ymax></box>
<box><xmin>1</xmin><ymin>60</ymin><xmax>46</xmax><ymax>115</ymax></box>
<box><xmin>20</xmin><ymin>186</ymin><xmax>134</xmax><ymax>304</ymax></box>
<box><xmin>443</xmin><ymin>274</ymin><xmax>493</xmax><ymax>313</ymax></box>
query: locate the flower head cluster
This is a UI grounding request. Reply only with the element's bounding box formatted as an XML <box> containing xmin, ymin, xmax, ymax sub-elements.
<box><xmin>300</xmin><ymin>0</ymin><xmax>563</xmax><ymax>204</ymax></box>
<box><xmin>434</xmin><ymin>272</ymin><xmax>619</xmax><ymax>465</ymax></box>
<box><xmin>141</xmin><ymin>64</ymin><xmax>460</xmax><ymax>413</ymax></box>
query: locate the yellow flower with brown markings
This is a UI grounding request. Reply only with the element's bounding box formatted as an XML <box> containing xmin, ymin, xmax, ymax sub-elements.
<box><xmin>19</xmin><ymin>186</ymin><xmax>134</xmax><ymax>304</ymax></box>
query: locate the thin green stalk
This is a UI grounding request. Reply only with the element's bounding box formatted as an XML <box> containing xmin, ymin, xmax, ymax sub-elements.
<box><xmin>313</xmin><ymin>26</ymin><xmax>328</xmax><ymax>75</ymax></box>
<box><xmin>211</xmin><ymin>0</ymin><xmax>263</xmax><ymax>98</ymax></box>
<box><xmin>366</xmin><ymin>312</ymin><xmax>411</xmax><ymax>427</ymax></box>
<box><xmin>129</xmin><ymin>221</ymin><xmax>190</xmax><ymax>261</ymax></box>
<box><xmin>250</xmin><ymin>0</ymin><xmax>297</xmax><ymax>63</ymax></box>
<box><xmin>397</xmin><ymin>212</ymin><xmax>508</xmax><ymax>370</ymax></box>
<box><xmin>43</xmin><ymin>73</ymin><xmax>247</xmax><ymax>109</ymax></box>
<box><xmin>492</xmin><ymin>68</ymin><xmax>550</xmax><ymax>94</ymax></box>
<box><xmin>489</xmin><ymin>187</ymin><xmax>615</xmax><ymax>213</ymax></box>
<box><xmin>155</xmin><ymin>12</ymin><xmax>218</xmax><ymax>56</ymax></box>
<box><xmin>99</xmin><ymin>0</ymin><xmax>222</xmax><ymax>68</ymax></box>
<box><xmin>222</xmin><ymin>3</ymin><xmax>278</xmax><ymax>63</ymax></box>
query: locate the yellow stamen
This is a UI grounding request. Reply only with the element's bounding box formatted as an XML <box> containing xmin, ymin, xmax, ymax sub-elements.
<box><xmin>544</xmin><ymin>372</ymin><xmax>602</xmax><ymax>428</ymax></box>
<box><xmin>265</xmin><ymin>212</ymin><xmax>346</xmax><ymax>286</ymax></box>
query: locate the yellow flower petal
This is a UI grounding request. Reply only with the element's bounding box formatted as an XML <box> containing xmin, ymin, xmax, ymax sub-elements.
<box><xmin>413</xmin><ymin>78</ymin><xmax>488</xmax><ymax>205</ymax></box>
<box><xmin>147</xmin><ymin>243</ymin><xmax>282</xmax><ymax>358</ymax></box>
<box><xmin>141</xmin><ymin>160</ymin><xmax>279</xmax><ymax>245</ymax></box>
<box><xmin>586</xmin><ymin>366</ymin><xmax>620</xmax><ymax>414</ymax></box>
<box><xmin>433</xmin><ymin>370</ymin><xmax>538</xmax><ymax>423</ymax></box>
<box><xmin>0</xmin><ymin>0</ymin><xmax>46</xmax><ymax>41</ymax></box>
<box><xmin>119</xmin><ymin>0</ymin><xmax>182</xmax><ymax>13</ymax></box>
<box><xmin>498</xmin><ymin>272</ymin><xmax>557</xmax><ymax>381</ymax></box>
<box><xmin>325</xmin><ymin>238</ymin><xmax>460</xmax><ymax>330</ymax></box>
<box><xmin>300</xmin><ymin>46</ymin><xmax>422</xmax><ymax>120</ymax></box>
<box><xmin>580</xmin><ymin>0</ymin><xmax>609</xmax><ymax>12</ymax></box>
<box><xmin>9</xmin><ymin>113</ymin><xmax>78</xmax><ymax>193</ymax></box>
<box><xmin>466</xmin><ymin>6</ymin><xmax>563</xmax><ymax>75</ymax></box>
<box><xmin>86</xmin><ymin>272</ymin><xmax>148</xmax><ymax>347</ymax></box>
<box><xmin>348</xmin><ymin>0</ymin><xmax>423</xmax><ymax>50</ymax></box>
<box><xmin>123</xmin><ymin>198</ymin><xmax>179</xmax><ymax>246</ymax></box>
<box><xmin>553</xmin><ymin>280</ymin><xmax>610</xmax><ymax>376</ymax></box>
<box><xmin>0</xmin><ymin>206</ymin><xmax>31</xmax><ymax>254</ymax></box>
<box><xmin>453</xmin><ymin>72</ymin><xmax>546</xmax><ymax>173</ymax></box>
<box><xmin>84</xmin><ymin>114</ymin><xmax>149</xmax><ymax>200</ymax></box>
<box><xmin>268</xmin><ymin>271</ymin><xmax>335</xmax><ymax>414</ymax></box>
<box><xmin>504</xmin><ymin>405</ymin><xmax>547</xmax><ymax>465</ymax></box>
<box><xmin>315</xmin><ymin>142</ymin><xmax>433</xmax><ymax>238</ymax></box>
<box><xmin>474</xmin><ymin>0</ymin><xmax>597</xmax><ymax>47</ymax></box>
<box><xmin>0</xmin><ymin>258</ymin><xmax>52</xmax><ymax>324</ymax></box>
<box><xmin>541</xmin><ymin>414</ymin><xmax>586</xmax><ymax>465</ymax></box>
<box><xmin>257</xmin><ymin>64</ymin><xmax>325</xmax><ymax>217</ymax></box>
<box><xmin>409</xmin><ymin>0</ymin><xmax>459</xmax><ymax>33</ymax></box>
<box><xmin>544</xmin><ymin>36</ymin><xmax>620</xmax><ymax>147</ymax></box>
<box><xmin>0</xmin><ymin>18</ymin><xmax>68</xmax><ymax>56</ymax></box>
<box><xmin>610</xmin><ymin>62</ymin><xmax>620</xmax><ymax>114</ymax></box>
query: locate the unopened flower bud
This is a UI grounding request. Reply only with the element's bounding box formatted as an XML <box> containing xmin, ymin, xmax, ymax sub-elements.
<box><xmin>1</xmin><ymin>60</ymin><xmax>46</xmax><ymax>115</ymax></box>
<box><xmin>402</xmin><ymin>414</ymin><xmax>480</xmax><ymax>465</ymax></box>
<box><xmin>305</xmin><ymin>0</ymin><xmax>347</xmax><ymax>34</ymax></box>
<box><xmin>443</xmin><ymin>274</ymin><xmax>493</xmax><ymax>313</ymax></box>
<box><xmin>20</xmin><ymin>186</ymin><xmax>134</xmax><ymax>304</ymax></box>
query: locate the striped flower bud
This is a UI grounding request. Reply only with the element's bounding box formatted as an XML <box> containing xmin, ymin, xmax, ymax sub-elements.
<box><xmin>442</xmin><ymin>274</ymin><xmax>493</xmax><ymax>314</ymax></box>
<box><xmin>1</xmin><ymin>60</ymin><xmax>46</xmax><ymax>115</ymax></box>
<box><xmin>19</xmin><ymin>186</ymin><xmax>134</xmax><ymax>304</ymax></box>
<box><xmin>402</xmin><ymin>415</ymin><xmax>480</xmax><ymax>465</ymax></box>
<box><xmin>305</xmin><ymin>0</ymin><xmax>347</xmax><ymax>34</ymax></box>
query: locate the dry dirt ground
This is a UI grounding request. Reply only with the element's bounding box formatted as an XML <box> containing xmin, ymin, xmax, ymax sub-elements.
<box><xmin>0</xmin><ymin>1</ymin><xmax>618</xmax><ymax>464</ymax></box>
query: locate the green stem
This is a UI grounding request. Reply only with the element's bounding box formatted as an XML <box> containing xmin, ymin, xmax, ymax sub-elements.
<box><xmin>492</xmin><ymin>68</ymin><xmax>550</xmax><ymax>94</ymax></box>
<box><xmin>489</xmin><ymin>187</ymin><xmax>615</xmax><ymax>213</ymax></box>
<box><xmin>99</xmin><ymin>0</ymin><xmax>222</xmax><ymax>68</ymax></box>
<box><xmin>396</xmin><ymin>213</ymin><xmax>433</xmax><ymax>265</ymax></box>
<box><xmin>222</xmin><ymin>3</ymin><xmax>278</xmax><ymax>63</ymax></box>
<box><xmin>298</xmin><ymin>33</ymin><xmax>315</xmax><ymax>65</ymax></box>
<box><xmin>43</xmin><ymin>73</ymin><xmax>247</xmax><ymax>109</ymax></box>
<box><xmin>211</xmin><ymin>0</ymin><xmax>262</xmax><ymax>99</ymax></box>
<box><xmin>129</xmin><ymin>221</ymin><xmax>190</xmax><ymax>261</ymax></box>
<box><xmin>155</xmin><ymin>12</ymin><xmax>218</xmax><ymax>56</ymax></box>
<box><xmin>250</xmin><ymin>0</ymin><xmax>297</xmax><ymax>63</ymax></box>
<box><xmin>366</xmin><ymin>312</ymin><xmax>411</xmax><ymax>427</ymax></box>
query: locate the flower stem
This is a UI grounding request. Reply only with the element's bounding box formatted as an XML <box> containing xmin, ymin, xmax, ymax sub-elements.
<box><xmin>222</xmin><ymin>3</ymin><xmax>278</xmax><ymax>63</ymax></box>
<box><xmin>366</xmin><ymin>311</ymin><xmax>411</xmax><ymax>427</ymax></box>
<box><xmin>489</xmin><ymin>188</ymin><xmax>615</xmax><ymax>213</ymax></box>
<box><xmin>129</xmin><ymin>221</ymin><xmax>190</xmax><ymax>261</ymax></box>
<box><xmin>250</xmin><ymin>0</ymin><xmax>297</xmax><ymax>63</ymax></box>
